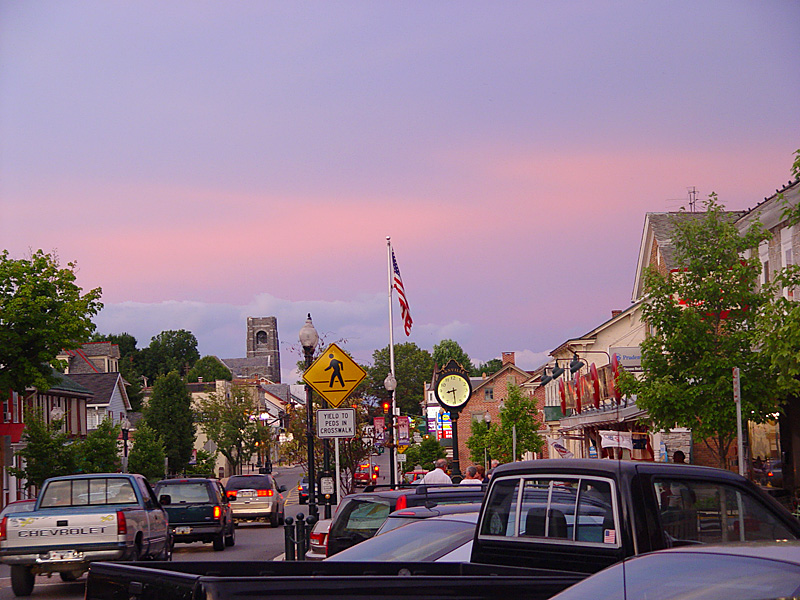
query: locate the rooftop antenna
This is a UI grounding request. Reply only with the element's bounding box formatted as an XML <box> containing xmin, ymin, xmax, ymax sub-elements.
<box><xmin>687</xmin><ymin>186</ymin><xmax>698</xmax><ymax>212</ymax></box>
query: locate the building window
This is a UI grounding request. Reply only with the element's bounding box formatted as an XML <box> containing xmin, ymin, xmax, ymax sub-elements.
<box><xmin>485</xmin><ymin>387</ymin><xmax>494</xmax><ymax>401</ymax></box>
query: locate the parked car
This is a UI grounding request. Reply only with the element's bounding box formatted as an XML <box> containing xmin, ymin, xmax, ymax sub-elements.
<box><xmin>549</xmin><ymin>542</ymin><xmax>800</xmax><ymax>600</ymax></box>
<box><xmin>326</xmin><ymin>512</ymin><xmax>479</xmax><ymax>562</ymax></box>
<box><xmin>305</xmin><ymin>518</ymin><xmax>332</xmax><ymax>561</ymax></box>
<box><xmin>298</xmin><ymin>476</ymin><xmax>309</xmax><ymax>504</ymax></box>
<box><xmin>225</xmin><ymin>473</ymin><xmax>286</xmax><ymax>526</ymax></box>
<box><xmin>154</xmin><ymin>478</ymin><xmax>235</xmax><ymax>551</ymax></box>
<box><xmin>766</xmin><ymin>460</ymin><xmax>784</xmax><ymax>487</ymax></box>
<box><xmin>0</xmin><ymin>500</ymin><xmax>36</xmax><ymax>521</ymax></box>
<box><xmin>375</xmin><ymin>502</ymin><xmax>483</xmax><ymax>536</ymax></box>
<box><xmin>325</xmin><ymin>483</ymin><xmax>486</xmax><ymax>557</ymax></box>
<box><xmin>403</xmin><ymin>469</ymin><xmax>428</xmax><ymax>484</ymax></box>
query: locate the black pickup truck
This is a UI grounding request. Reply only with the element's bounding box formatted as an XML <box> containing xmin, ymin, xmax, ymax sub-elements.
<box><xmin>85</xmin><ymin>460</ymin><xmax>800</xmax><ymax>600</ymax></box>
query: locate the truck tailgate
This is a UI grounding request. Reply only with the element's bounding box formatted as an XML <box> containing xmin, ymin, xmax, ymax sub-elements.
<box><xmin>3</xmin><ymin>509</ymin><xmax>119</xmax><ymax>552</ymax></box>
<box><xmin>86</xmin><ymin>560</ymin><xmax>585</xmax><ymax>600</ymax></box>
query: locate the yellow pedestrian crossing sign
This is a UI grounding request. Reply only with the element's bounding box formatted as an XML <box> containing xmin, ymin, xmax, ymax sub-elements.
<box><xmin>303</xmin><ymin>343</ymin><xmax>367</xmax><ymax>407</ymax></box>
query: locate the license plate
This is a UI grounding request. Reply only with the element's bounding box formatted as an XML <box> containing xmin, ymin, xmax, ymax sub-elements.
<box><xmin>175</xmin><ymin>526</ymin><xmax>191</xmax><ymax>534</ymax></box>
<box><xmin>239</xmin><ymin>490</ymin><xmax>255</xmax><ymax>497</ymax></box>
<box><xmin>48</xmin><ymin>550</ymin><xmax>82</xmax><ymax>561</ymax></box>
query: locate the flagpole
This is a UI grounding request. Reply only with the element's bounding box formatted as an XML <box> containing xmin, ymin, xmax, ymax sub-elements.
<box><xmin>386</xmin><ymin>236</ymin><xmax>397</xmax><ymax>488</ymax></box>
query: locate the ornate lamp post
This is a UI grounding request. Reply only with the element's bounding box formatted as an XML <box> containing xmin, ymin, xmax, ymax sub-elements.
<box><xmin>383</xmin><ymin>372</ymin><xmax>397</xmax><ymax>489</ymax></box>
<box><xmin>299</xmin><ymin>314</ymin><xmax>319</xmax><ymax>519</ymax></box>
<box><xmin>121</xmin><ymin>416</ymin><xmax>131</xmax><ymax>473</ymax></box>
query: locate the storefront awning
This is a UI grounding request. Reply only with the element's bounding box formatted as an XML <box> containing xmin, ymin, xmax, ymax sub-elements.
<box><xmin>558</xmin><ymin>402</ymin><xmax>647</xmax><ymax>432</ymax></box>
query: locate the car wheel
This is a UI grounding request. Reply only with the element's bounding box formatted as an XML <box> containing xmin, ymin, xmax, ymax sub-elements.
<box><xmin>59</xmin><ymin>571</ymin><xmax>78</xmax><ymax>582</ymax></box>
<box><xmin>157</xmin><ymin>535</ymin><xmax>173</xmax><ymax>560</ymax></box>
<box><xmin>11</xmin><ymin>565</ymin><xmax>35</xmax><ymax>597</ymax></box>
<box><xmin>269</xmin><ymin>511</ymin><xmax>279</xmax><ymax>528</ymax></box>
<box><xmin>278</xmin><ymin>510</ymin><xmax>285</xmax><ymax>526</ymax></box>
<box><xmin>213</xmin><ymin>532</ymin><xmax>225</xmax><ymax>551</ymax></box>
<box><xmin>225</xmin><ymin>524</ymin><xmax>236</xmax><ymax>547</ymax></box>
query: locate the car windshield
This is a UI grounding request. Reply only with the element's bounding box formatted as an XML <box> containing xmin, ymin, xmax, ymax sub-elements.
<box><xmin>226</xmin><ymin>476</ymin><xmax>273</xmax><ymax>491</ymax></box>
<box><xmin>155</xmin><ymin>482</ymin><xmax>212</xmax><ymax>503</ymax></box>
<box><xmin>327</xmin><ymin>517</ymin><xmax>476</xmax><ymax>562</ymax></box>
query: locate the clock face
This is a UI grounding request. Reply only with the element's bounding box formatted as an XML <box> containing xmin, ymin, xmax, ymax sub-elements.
<box><xmin>436</xmin><ymin>373</ymin><xmax>471</xmax><ymax>408</ymax></box>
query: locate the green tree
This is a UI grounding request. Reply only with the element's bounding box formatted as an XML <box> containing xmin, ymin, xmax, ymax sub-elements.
<box><xmin>624</xmin><ymin>195</ymin><xmax>778</xmax><ymax>469</ymax></box>
<box><xmin>185</xmin><ymin>449</ymin><xmax>219</xmax><ymax>478</ymax></box>
<box><xmin>9</xmin><ymin>410</ymin><xmax>79</xmax><ymax>489</ymax></box>
<box><xmin>403</xmin><ymin>436</ymin><xmax>446</xmax><ymax>472</ymax></box>
<box><xmin>187</xmin><ymin>356</ymin><xmax>232</xmax><ymax>383</ymax></box>
<box><xmin>127</xmin><ymin>422</ymin><xmax>167</xmax><ymax>483</ymax></box>
<box><xmin>196</xmin><ymin>384</ymin><xmax>261</xmax><ymax>476</ymax></box>
<box><xmin>465</xmin><ymin>418</ymin><xmax>493</xmax><ymax>465</ymax></box>
<box><xmin>472</xmin><ymin>358</ymin><xmax>503</xmax><ymax>377</ymax></box>
<box><xmin>77</xmin><ymin>418</ymin><xmax>122</xmax><ymax>474</ymax></box>
<box><xmin>432</xmin><ymin>339</ymin><xmax>473</xmax><ymax>374</ymax></box>
<box><xmin>138</xmin><ymin>330</ymin><xmax>200</xmax><ymax>384</ymax></box>
<box><xmin>0</xmin><ymin>250</ymin><xmax>102</xmax><ymax>395</ymax></box>
<box><xmin>144</xmin><ymin>372</ymin><xmax>196</xmax><ymax>475</ymax></box>
<box><xmin>365</xmin><ymin>343</ymin><xmax>433</xmax><ymax>415</ymax></box>
<box><xmin>469</xmin><ymin>384</ymin><xmax>543</xmax><ymax>463</ymax></box>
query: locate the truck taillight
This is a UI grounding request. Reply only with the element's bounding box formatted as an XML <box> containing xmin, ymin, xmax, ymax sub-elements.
<box><xmin>257</xmin><ymin>489</ymin><xmax>273</xmax><ymax>497</ymax></box>
<box><xmin>213</xmin><ymin>505</ymin><xmax>221</xmax><ymax>519</ymax></box>
<box><xmin>117</xmin><ymin>510</ymin><xmax>127</xmax><ymax>535</ymax></box>
<box><xmin>395</xmin><ymin>494</ymin><xmax>407</xmax><ymax>510</ymax></box>
<box><xmin>0</xmin><ymin>516</ymin><xmax>6</xmax><ymax>542</ymax></box>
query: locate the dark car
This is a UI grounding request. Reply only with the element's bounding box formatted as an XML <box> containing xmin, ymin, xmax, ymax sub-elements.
<box><xmin>298</xmin><ymin>476</ymin><xmax>309</xmax><ymax>504</ymax></box>
<box><xmin>325</xmin><ymin>483</ymin><xmax>486</xmax><ymax>557</ymax></box>
<box><xmin>226</xmin><ymin>473</ymin><xmax>286</xmax><ymax>526</ymax></box>
<box><xmin>326</xmin><ymin>512</ymin><xmax>480</xmax><ymax>563</ymax></box>
<box><xmin>549</xmin><ymin>542</ymin><xmax>800</xmax><ymax>600</ymax></box>
<box><xmin>154</xmin><ymin>478</ymin><xmax>235</xmax><ymax>551</ymax></box>
<box><xmin>766</xmin><ymin>460</ymin><xmax>783</xmax><ymax>488</ymax></box>
<box><xmin>375</xmin><ymin>502</ymin><xmax>484</xmax><ymax>536</ymax></box>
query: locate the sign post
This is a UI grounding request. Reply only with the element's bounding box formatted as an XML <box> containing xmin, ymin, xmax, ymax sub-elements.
<box><xmin>733</xmin><ymin>367</ymin><xmax>745</xmax><ymax>477</ymax></box>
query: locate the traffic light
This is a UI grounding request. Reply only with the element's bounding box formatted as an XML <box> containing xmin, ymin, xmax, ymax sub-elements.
<box><xmin>382</xmin><ymin>401</ymin><xmax>391</xmax><ymax>414</ymax></box>
<box><xmin>372</xmin><ymin>465</ymin><xmax>380</xmax><ymax>481</ymax></box>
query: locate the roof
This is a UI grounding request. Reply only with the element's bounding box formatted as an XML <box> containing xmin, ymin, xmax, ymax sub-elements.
<box><xmin>67</xmin><ymin>372</ymin><xmax>130</xmax><ymax>409</ymax></box>
<box><xmin>44</xmin><ymin>369</ymin><xmax>93</xmax><ymax>396</ymax></box>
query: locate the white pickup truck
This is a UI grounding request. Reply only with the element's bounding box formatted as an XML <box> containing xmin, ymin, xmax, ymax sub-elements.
<box><xmin>0</xmin><ymin>472</ymin><xmax>171</xmax><ymax>596</ymax></box>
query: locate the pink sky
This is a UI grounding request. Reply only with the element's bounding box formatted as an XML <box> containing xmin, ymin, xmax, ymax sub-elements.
<box><xmin>1</xmin><ymin>2</ymin><xmax>798</xmax><ymax>381</ymax></box>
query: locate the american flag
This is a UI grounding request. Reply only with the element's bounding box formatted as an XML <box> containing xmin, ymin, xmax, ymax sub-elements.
<box><xmin>603</xmin><ymin>529</ymin><xmax>616</xmax><ymax>544</ymax></box>
<box><xmin>392</xmin><ymin>249</ymin><xmax>413</xmax><ymax>336</ymax></box>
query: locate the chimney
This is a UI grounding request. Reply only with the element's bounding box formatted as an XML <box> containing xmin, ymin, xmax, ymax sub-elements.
<box><xmin>501</xmin><ymin>352</ymin><xmax>515</xmax><ymax>366</ymax></box>
<box><xmin>611</xmin><ymin>310</ymin><xmax>623</xmax><ymax>319</ymax></box>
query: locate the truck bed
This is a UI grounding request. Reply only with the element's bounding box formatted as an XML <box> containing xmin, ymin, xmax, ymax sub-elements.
<box><xmin>86</xmin><ymin>560</ymin><xmax>585</xmax><ymax>600</ymax></box>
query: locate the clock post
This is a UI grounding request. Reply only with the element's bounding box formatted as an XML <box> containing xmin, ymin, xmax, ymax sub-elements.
<box><xmin>433</xmin><ymin>360</ymin><xmax>472</xmax><ymax>482</ymax></box>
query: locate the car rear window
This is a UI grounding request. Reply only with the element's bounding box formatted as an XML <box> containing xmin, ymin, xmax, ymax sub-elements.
<box><xmin>155</xmin><ymin>482</ymin><xmax>213</xmax><ymax>503</ymax></box>
<box><xmin>40</xmin><ymin>477</ymin><xmax>138</xmax><ymax>508</ymax></box>
<box><xmin>331</xmin><ymin>497</ymin><xmax>392</xmax><ymax>539</ymax></box>
<box><xmin>226</xmin><ymin>475</ymin><xmax>273</xmax><ymax>491</ymax></box>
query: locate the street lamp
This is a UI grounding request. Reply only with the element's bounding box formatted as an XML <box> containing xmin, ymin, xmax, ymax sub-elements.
<box><xmin>299</xmin><ymin>314</ymin><xmax>319</xmax><ymax>519</ymax></box>
<box><xmin>383</xmin><ymin>372</ymin><xmax>397</xmax><ymax>489</ymax></box>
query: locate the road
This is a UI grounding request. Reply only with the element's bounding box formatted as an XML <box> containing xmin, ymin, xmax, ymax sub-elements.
<box><xmin>0</xmin><ymin>465</ymin><xmax>316</xmax><ymax>600</ymax></box>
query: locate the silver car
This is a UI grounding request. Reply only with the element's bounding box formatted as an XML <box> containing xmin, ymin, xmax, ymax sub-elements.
<box><xmin>225</xmin><ymin>474</ymin><xmax>286</xmax><ymax>527</ymax></box>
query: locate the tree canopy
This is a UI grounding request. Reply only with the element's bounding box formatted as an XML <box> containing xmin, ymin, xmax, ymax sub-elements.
<box><xmin>432</xmin><ymin>339</ymin><xmax>473</xmax><ymax>374</ymax></box>
<box><xmin>0</xmin><ymin>250</ymin><xmax>102</xmax><ymax>394</ymax></box>
<box><xmin>187</xmin><ymin>355</ymin><xmax>232</xmax><ymax>383</ymax></box>
<box><xmin>144</xmin><ymin>371</ymin><xmax>196</xmax><ymax>475</ymax></box>
<box><xmin>127</xmin><ymin>422</ymin><xmax>167</xmax><ymax>483</ymax></box>
<box><xmin>77</xmin><ymin>418</ymin><xmax>122</xmax><ymax>474</ymax></box>
<box><xmin>196</xmin><ymin>383</ymin><xmax>264</xmax><ymax>476</ymax></box>
<box><xmin>9</xmin><ymin>410</ymin><xmax>80</xmax><ymax>489</ymax></box>
<box><xmin>137</xmin><ymin>330</ymin><xmax>200</xmax><ymax>384</ymax></box>
<box><xmin>624</xmin><ymin>195</ymin><xmax>779</xmax><ymax>468</ymax></box>
<box><xmin>365</xmin><ymin>343</ymin><xmax>433</xmax><ymax>415</ymax></box>
<box><xmin>466</xmin><ymin>384</ymin><xmax>543</xmax><ymax>463</ymax></box>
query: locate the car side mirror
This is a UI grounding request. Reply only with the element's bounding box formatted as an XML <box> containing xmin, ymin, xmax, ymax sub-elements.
<box><xmin>278</xmin><ymin>485</ymin><xmax>287</xmax><ymax>493</ymax></box>
<box><xmin>227</xmin><ymin>494</ymin><xmax>237</xmax><ymax>502</ymax></box>
<box><xmin>159</xmin><ymin>494</ymin><xmax>171</xmax><ymax>506</ymax></box>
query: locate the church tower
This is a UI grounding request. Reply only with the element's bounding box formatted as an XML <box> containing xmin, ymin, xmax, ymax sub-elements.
<box><xmin>246</xmin><ymin>317</ymin><xmax>281</xmax><ymax>382</ymax></box>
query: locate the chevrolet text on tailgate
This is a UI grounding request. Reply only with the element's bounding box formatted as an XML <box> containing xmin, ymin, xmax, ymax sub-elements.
<box><xmin>0</xmin><ymin>473</ymin><xmax>171</xmax><ymax>596</ymax></box>
<box><xmin>84</xmin><ymin>460</ymin><xmax>800</xmax><ymax>600</ymax></box>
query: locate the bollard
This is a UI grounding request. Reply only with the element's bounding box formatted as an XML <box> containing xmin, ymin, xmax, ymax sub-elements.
<box><xmin>295</xmin><ymin>513</ymin><xmax>306</xmax><ymax>561</ymax></box>
<box><xmin>283</xmin><ymin>516</ymin><xmax>295</xmax><ymax>561</ymax></box>
<box><xmin>305</xmin><ymin>513</ymin><xmax>318</xmax><ymax>555</ymax></box>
